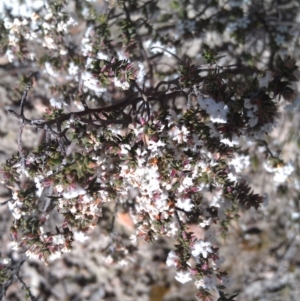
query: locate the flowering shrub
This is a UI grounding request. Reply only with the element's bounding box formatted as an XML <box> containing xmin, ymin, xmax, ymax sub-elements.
<box><xmin>0</xmin><ymin>0</ymin><xmax>299</xmax><ymax>300</ymax></box>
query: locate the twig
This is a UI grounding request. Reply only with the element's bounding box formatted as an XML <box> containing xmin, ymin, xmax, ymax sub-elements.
<box><xmin>15</xmin><ymin>259</ymin><xmax>37</xmax><ymax>301</ymax></box>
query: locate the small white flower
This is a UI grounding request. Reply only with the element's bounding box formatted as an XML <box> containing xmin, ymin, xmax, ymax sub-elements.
<box><xmin>2</xmin><ymin>258</ymin><xmax>11</xmax><ymax>265</ymax></box>
<box><xmin>63</xmin><ymin>185</ymin><xmax>86</xmax><ymax>199</ymax></box>
<box><xmin>169</xmin><ymin>126</ymin><xmax>189</xmax><ymax>144</ymax></box>
<box><xmin>49</xmin><ymin>251</ymin><xmax>62</xmax><ymax>261</ymax></box>
<box><xmin>114</xmin><ymin>77</ymin><xmax>130</xmax><ymax>90</ymax></box>
<box><xmin>82</xmin><ymin>71</ymin><xmax>106</xmax><ymax>94</ymax></box>
<box><xmin>44</xmin><ymin>62</ymin><xmax>59</xmax><ymax>77</ymax></box>
<box><xmin>8</xmin><ymin>200</ymin><xmax>23</xmax><ymax>220</ymax></box>
<box><xmin>129</xmin><ymin>234</ymin><xmax>137</xmax><ymax>245</ymax></box>
<box><xmin>49</xmin><ymin>98</ymin><xmax>67</xmax><ymax>109</ymax></box>
<box><xmin>25</xmin><ymin>250</ymin><xmax>40</xmax><ymax>261</ymax></box>
<box><xmin>147</xmin><ymin>140</ymin><xmax>166</xmax><ymax>153</ymax></box>
<box><xmin>4</xmin><ymin>18</ymin><xmax>13</xmax><ymax>29</ymax></box>
<box><xmin>44</xmin><ymin>12</ymin><xmax>53</xmax><ymax>21</ymax></box>
<box><xmin>74</xmin><ymin>231</ymin><xmax>89</xmax><ymax>242</ymax></box>
<box><xmin>56</xmin><ymin>185</ymin><xmax>64</xmax><ymax>193</ymax></box>
<box><xmin>53</xmin><ymin>234</ymin><xmax>65</xmax><ymax>245</ymax></box>
<box><xmin>34</xmin><ymin>175</ymin><xmax>44</xmax><ymax>197</ymax></box>
<box><xmin>176</xmin><ymin>198</ymin><xmax>194</xmax><ymax>212</ymax></box>
<box><xmin>191</xmin><ymin>240</ymin><xmax>213</xmax><ymax>258</ymax></box>
<box><xmin>275</xmin><ymin>34</ymin><xmax>285</xmax><ymax>46</ymax></box>
<box><xmin>60</xmin><ymin>48</ymin><xmax>68</xmax><ymax>55</ymax></box>
<box><xmin>97</xmin><ymin>52</ymin><xmax>109</xmax><ymax>60</ymax></box>
<box><xmin>5</xmin><ymin>49</ymin><xmax>15</xmax><ymax>63</ymax></box>
<box><xmin>120</xmin><ymin>144</ymin><xmax>131</xmax><ymax>155</ymax></box>
<box><xmin>10</xmin><ymin>241</ymin><xmax>19</xmax><ymax>251</ymax></box>
<box><xmin>137</xmin><ymin>62</ymin><xmax>145</xmax><ymax>83</ymax></box>
<box><xmin>244</xmin><ymin>99</ymin><xmax>258</xmax><ymax>111</ymax></box>
<box><xmin>182</xmin><ymin>176</ymin><xmax>193</xmax><ymax>188</ymax></box>
<box><xmin>175</xmin><ymin>270</ymin><xmax>192</xmax><ymax>284</ymax></box>
<box><xmin>166</xmin><ymin>250</ymin><xmax>179</xmax><ymax>267</ymax></box>
<box><xmin>198</xmin><ymin>96</ymin><xmax>228</xmax><ymax>123</ymax></box>
<box><xmin>68</xmin><ymin>62</ymin><xmax>79</xmax><ymax>76</ymax></box>
<box><xmin>199</xmin><ymin>218</ymin><xmax>211</xmax><ymax>227</ymax></box>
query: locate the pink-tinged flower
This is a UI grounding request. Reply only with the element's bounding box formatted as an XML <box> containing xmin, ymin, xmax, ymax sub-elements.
<box><xmin>166</xmin><ymin>250</ymin><xmax>180</xmax><ymax>267</ymax></box>
<box><xmin>175</xmin><ymin>270</ymin><xmax>192</xmax><ymax>284</ymax></box>
<box><xmin>191</xmin><ymin>240</ymin><xmax>213</xmax><ymax>258</ymax></box>
<box><xmin>62</xmin><ymin>185</ymin><xmax>86</xmax><ymax>199</ymax></box>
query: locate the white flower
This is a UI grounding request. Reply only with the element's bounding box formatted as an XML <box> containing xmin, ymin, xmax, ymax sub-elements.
<box><xmin>53</xmin><ymin>234</ymin><xmax>65</xmax><ymax>245</ymax></box>
<box><xmin>199</xmin><ymin>218</ymin><xmax>211</xmax><ymax>227</ymax></box>
<box><xmin>137</xmin><ymin>62</ymin><xmax>145</xmax><ymax>83</ymax></box>
<box><xmin>169</xmin><ymin>126</ymin><xmax>189</xmax><ymax>144</ymax></box>
<box><xmin>10</xmin><ymin>241</ymin><xmax>19</xmax><ymax>251</ymax></box>
<box><xmin>4</xmin><ymin>18</ymin><xmax>13</xmax><ymax>29</ymax></box>
<box><xmin>118</xmin><ymin>259</ymin><xmax>129</xmax><ymax>266</ymax></box>
<box><xmin>82</xmin><ymin>71</ymin><xmax>106</xmax><ymax>94</ymax></box>
<box><xmin>114</xmin><ymin>77</ymin><xmax>130</xmax><ymax>90</ymax></box>
<box><xmin>263</xmin><ymin>161</ymin><xmax>294</xmax><ymax>183</ymax></box>
<box><xmin>182</xmin><ymin>176</ymin><xmax>193</xmax><ymax>188</ymax></box>
<box><xmin>244</xmin><ymin>99</ymin><xmax>258</xmax><ymax>111</ymax></box>
<box><xmin>68</xmin><ymin>62</ymin><xmax>79</xmax><ymax>76</ymax></box>
<box><xmin>120</xmin><ymin>144</ymin><xmax>131</xmax><ymax>155</ymax></box>
<box><xmin>43</xmin><ymin>35</ymin><xmax>57</xmax><ymax>49</ymax></box>
<box><xmin>175</xmin><ymin>270</ymin><xmax>192</xmax><ymax>284</ymax></box>
<box><xmin>34</xmin><ymin>175</ymin><xmax>44</xmax><ymax>197</ymax></box>
<box><xmin>5</xmin><ymin>49</ymin><xmax>15</xmax><ymax>63</ymax></box>
<box><xmin>166</xmin><ymin>250</ymin><xmax>179</xmax><ymax>267</ymax></box>
<box><xmin>247</xmin><ymin>110</ymin><xmax>258</xmax><ymax>127</ymax></box>
<box><xmin>147</xmin><ymin>140</ymin><xmax>166</xmax><ymax>153</ymax></box>
<box><xmin>57</xmin><ymin>20</ymin><xmax>68</xmax><ymax>33</ymax></box>
<box><xmin>8</xmin><ymin>200</ymin><xmax>23</xmax><ymax>220</ymax></box>
<box><xmin>63</xmin><ymin>185</ymin><xmax>86</xmax><ymax>199</ymax></box>
<box><xmin>191</xmin><ymin>240</ymin><xmax>213</xmax><ymax>258</ymax></box>
<box><xmin>44</xmin><ymin>62</ymin><xmax>59</xmax><ymax>77</ymax></box>
<box><xmin>2</xmin><ymin>258</ymin><xmax>11</xmax><ymax>265</ymax></box>
<box><xmin>176</xmin><ymin>198</ymin><xmax>194</xmax><ymax>212</ymax></box>
<box><xmin>275</xmin><ymin>34</ymin><xmax>285</xmax><ymax>46</ymax></box>
<box><xmin>97</xmin><ymin>51</ymin><xmax>109</xmax><ymax>60</ymax></box>
<box><xmin>49</xmin><ymin>98</ymin><xmax>68</xmax><ymax>109</ymax></box>
<box><xmin>74</xmin><ymin>231</ymin><xmax>89</xmax><ymax>242</ymax></box>
<box><xmin>229</xmin><ymin>154</ymin><xmax>250</xmax><ymax>173</ymax></box>
<box><xmin>220</xmin><ymin>138</ymin><xmax>239</xmax><ymax>147</ymax></box>
<box><xmin>198</xmin><ymin>96</ymin><xmax>228</xmax><ymax>123</ymax></box>
<box><xmin>49</xmin><ymin>251</ymin><xmax>62</xmax><ymax>261</ymax></box>
<box><xmin>60</xmin><ymin>48</ymin><xmax>68</xmax><ymax>55</ymax></box>
<box><xmin>56</xmin><ymin>184</ymin><xmax>64</xmax><ymax>193</ymax></box>
<box><xmin>129</xmin><ymin>234</ymin><xmax>137</xmax><ymax>245</ymax></box>
<box><xmin>25</xmin><ymin>250</ymin><xmax>40</xmax><ymax>261</ymax></box>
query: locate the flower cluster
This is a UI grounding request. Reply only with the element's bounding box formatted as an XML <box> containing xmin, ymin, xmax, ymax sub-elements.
<box><xmin>0</xmin><ymin>0</ymin><xmax>299</xmax><ymax>300</ymax></box>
